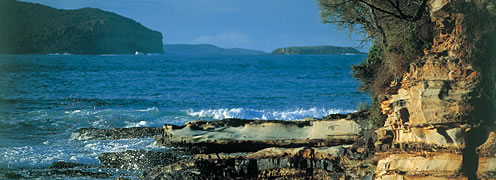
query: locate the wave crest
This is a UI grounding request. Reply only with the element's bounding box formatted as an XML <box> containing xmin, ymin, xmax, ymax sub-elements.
<box><xmin>185</xmin><ymin>107</ymin><xmax>354</xmax><ymax>120</ymax></box>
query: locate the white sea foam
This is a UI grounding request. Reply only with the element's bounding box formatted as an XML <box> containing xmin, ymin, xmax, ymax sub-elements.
<box><xmin>136</xmin><ymin>107</ymin><xmax>159</xmax><ymax>112</ymax></box>
<box><xmin>64</xmin><ymin>110</ymin><xmax>80</xmax><ymax>114</ymax></box>
<box><xmin>185</xmin><ymin>107</ymin><xmax>354</xmax><ymax>120</ymax></box>
<box><xmin>125</xmin><ymin>120</ymin><xmax>148</xmax><ymax>128</ymax></box>
<box><xmin>0</xmin><ymin>138</ymin><xmax>156</xmax><ymax>169</ymax></box>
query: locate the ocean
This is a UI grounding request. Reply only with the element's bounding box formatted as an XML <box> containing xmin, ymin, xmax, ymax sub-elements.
<box><xmin>0</xmin><ymin>54</ymin><xmax>370</xmax><ymax>179</ymax></box>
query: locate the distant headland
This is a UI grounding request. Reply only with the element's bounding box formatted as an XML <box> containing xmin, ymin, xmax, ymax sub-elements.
<box><xmin>0</xmin><ymin>0</ymin><xmax>164</xmax><ymax>55</ymax></box>
<box><xmin>271</xmin><ymin>46</ymin><xmax>364</xmax><ymax>55</ymax></box>
<box><xmin>164</xmin><ymin>44</ymin><xmax>365</xmax><ymax>56</ymax></box>
<box><xmin>164</xmin><ymin>44</ymin><xmax>266</xmax><ymax>55</ymax></box>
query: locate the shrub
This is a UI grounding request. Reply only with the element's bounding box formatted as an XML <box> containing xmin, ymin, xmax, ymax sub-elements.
<box><xmin>352</xmin><ymin>43</ymin><xmax>384</xmax><ymax>94</ymax></box>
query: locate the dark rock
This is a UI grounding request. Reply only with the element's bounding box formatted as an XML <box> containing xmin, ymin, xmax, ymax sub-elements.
<box><xmin>140</xmin><ymin>160</ymin><xmax>204</xmax><ymax>180</ymax></box>
<box><xmin>155</xmin><ymin>139</ymin><xmax>354</xmax><ymax>154</ymax></box>
<box><xmin>98</xmin><ymin>150</ymin><xmax>180</xmax><ymax>170</ymax></box>
<box><xmin>48</xmin><ymin>170</ymin><xmax>111</xmax><ymax>178</ymax></box>
<box><xmin>71</xmin><ymin>127</ymin><xmax>162</xmax><ymax>140</ymax></box>
<box><xmin>3</xmin><ymin>172</ymin><xmax>26</xmax><ymax>179</ymax></box>
<box><xmin>141</xmin><ymin>146</ymin><xmax>375</xmax><ymax>179</ymax></box>
<box><xmin>114</xmin><ymin>177</ymin><xmax>132</xmax><ymax>180</ymax></box>
<box><xmin>186</xmin><ymin>146</ymin><xmax>354</xmax><ymax>178</ymax></box>
<box><xmin>348</xmin><ymin>111</ymin><xmax>371</xmax><ymax>120</ymax></box>
<box><xmin>322</xmin><ymin>113</ymin><xmax>347</xmax><ymax>120</ymax></box>
<box><xmin>187</xmin><ymin>118</ymin><xmax>312</xmax><ymax>128</ymax></box>
<box><xmin>51</xmin><ymin>161</ymin><xmax>84</xmax><ymax>169</ymax></box>
<box><xmin>323</xmin><ymin>111</ymin><xmax>370</xmax><ymax>120</ymax></box>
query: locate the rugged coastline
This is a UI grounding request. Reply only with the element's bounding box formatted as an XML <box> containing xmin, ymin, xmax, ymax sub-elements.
<box><xmin>2</xmin><ymin>0</ymin><xmax>495</xmax><ymax>179</ymax></box>
<box><xmin>26</xmin><ymin>95</ymin><xmax>496</xmax><ymax>180</ymax></box>
<box><xmin>25</xmin><ymin>111</ymin><xmax>375</xmax><ymax>179</ymax></box>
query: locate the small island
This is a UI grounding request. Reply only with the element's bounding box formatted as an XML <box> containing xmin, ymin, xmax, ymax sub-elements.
<box><xmin>271</xmin><ymin>45</ymin><xmax>363</xmax><ymax>55</ymax></box>
<box><xmin>0</xmin><ymin>0</ymin><xmax>164</xmax><ymax>55</ymax></box>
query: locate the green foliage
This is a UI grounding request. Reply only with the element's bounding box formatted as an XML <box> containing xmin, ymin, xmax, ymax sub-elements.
<box><xmin>319</xmin><ymin>0</ymin><xmax>433</xmax><ymax>96</ymax></box>
<box><xmin>351</xmin><ymin>43</ymin><xmax>385</xmax><ymax>94</ymax></box>
<box><xmin>317</xmin><ymin>0</ymin><xmax>430</xmax><ymax>44</ymax></box>
<box><xmin>271</xmin><ymin>46</ymin><xmax>362</xmax><ymax>55</ymax></box>
<box><xmin>369</xmin><ymin>96</ymin><xmax>385</xmax><ymax>128</ymax></box>
<box><xmin>384</xmin><ymin>22</ymin><xmax>432</xmax><ymax>78</ymax></box>
<box><xmin>351</xmin><ymin>44</ymin><xmax>388</xmax><ymax>127</ymax></box>
<box><xmin>0</xmin><ymin>0</ymin><xmax>164</xmax><ymax>54</ymax></box>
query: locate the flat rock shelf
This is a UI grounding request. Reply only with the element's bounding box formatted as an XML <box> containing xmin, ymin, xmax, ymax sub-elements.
<box><xmin>66</xmin><ymin>112</ymin><xmax>377</xmax><ymax>179</ymax></box>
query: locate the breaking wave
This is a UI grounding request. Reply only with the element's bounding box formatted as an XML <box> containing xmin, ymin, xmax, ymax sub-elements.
<box><xmin>185</xmin><ymin>107</ymin><xmax>355</xmax><ymax>120</ymax></box>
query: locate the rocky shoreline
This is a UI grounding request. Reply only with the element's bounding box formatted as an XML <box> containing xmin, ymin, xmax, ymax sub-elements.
<box><xmin>16</xmin><ymin>109</ymin><xmax>496</xmax><ymax>179</ymax></box>
<box><xmin>23</xmin><ymin>111</ymin><xmax>375</xmax><ymax>179</ymax></box>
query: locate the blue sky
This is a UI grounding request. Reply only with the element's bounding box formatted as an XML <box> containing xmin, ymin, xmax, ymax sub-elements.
<box><xmin>22</xmin><ymin>0</ymin><xmax>368</xmax><ymax>52</ymax></box>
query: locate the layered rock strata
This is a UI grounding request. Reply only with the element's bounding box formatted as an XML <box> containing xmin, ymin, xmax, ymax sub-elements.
<box><xmin>375</xmin><ymin>0</ymin><xmax>496</xmax><ymax>179</ymax></box>
<box><xmin>155</xmin><ymin>118</ymin><xmax>364</xmax><ymax>153</ymax></box>
<box><xmin>477</xmin><ymin>130</ymin><xmax>496</xmax><ymax>179</ymax></box>
<box><xmin>147</xmin><ymin>117</ymin><xmax>376</xmax><ymax>179</ymax></box>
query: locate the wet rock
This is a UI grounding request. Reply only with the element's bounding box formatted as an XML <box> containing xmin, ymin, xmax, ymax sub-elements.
<box><xmin>114</xmin><ymin>177</ymin><xmax>132</xmax><ymax>180</ymax></box>
<box><xmin>141</xmin><ymin>160</ymin><xmax>204</xmax><ymax>180</ymax></box>
<box><xmin>156</xmin><ymin>118</ymin><xmax>364</xmax><ymax>153</ymax></box>
<box><xmin>3</xmin><ymin>172</ymin><xmax>26</xmax><ymax>179</ymax></box>
<box><xmin>143</xmin><ymin>146</ymin><xmax>375</xmax><ymax>179</ymax></box>
<box><xmin>323</xmin><ymin>111</ymin><xmax>370</xmax><ymax>120</ymax></box>
<box><xmin>142</xmin><ymin>118</ymin><xmax>376</xmax><ymax>179</ymax></box>
<box><xmin>47</xmin><ymin>169</ymin><xmax>111</xmax><ymax>179</ymax></box>
<box><xmin>98</xmin><ymin>150</ymin><xmax>180</xmax><ymax>170</ymax></box>
<box><xmin>322</xmin><ymin>113</ymin><xmax>347</xmax><ymax>120</ymax></box>
<box><xmin>71</xmin><ymin>127</ymin><xmax>163</xmax><ymax>140</ymax></box>
<box><xmin>51</xmin><ymin>161</ymin><xmax>84</xmax><ymax>169</ymax></box>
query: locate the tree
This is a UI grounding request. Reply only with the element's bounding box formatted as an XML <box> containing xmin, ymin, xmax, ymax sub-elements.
<box><xmin>318</xmin><ymin>0</ymin><xmax>433</xmax><ymax>96</ymax></box>
<box><xmin>317</xmin><ymin>0</ymin><xmax>433</xmax><ymax>127</ymax></box>
<box><xmin>317</xmin><ymin>0</ymin><xmax>429</xmax><ymax>47</ymax></box>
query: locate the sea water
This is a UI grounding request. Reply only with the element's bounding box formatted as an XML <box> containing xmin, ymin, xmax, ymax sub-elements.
<box><xmin>0</xmin><ymin>54</ymin><xmax>370</xmax><ymax>178</ymax></box>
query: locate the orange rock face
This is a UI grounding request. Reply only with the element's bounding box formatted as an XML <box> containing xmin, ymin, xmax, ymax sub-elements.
<box><xmin>374</xmin><ymin>0</ymin><xmax>496</xmax><ymax>179</ymax></box>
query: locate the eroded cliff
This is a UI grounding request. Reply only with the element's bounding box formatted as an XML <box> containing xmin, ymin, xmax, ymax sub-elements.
<box><xmin>375</xmin><ymin>0</ymin><xmax>496</xmax><ymax>179</ymax></box>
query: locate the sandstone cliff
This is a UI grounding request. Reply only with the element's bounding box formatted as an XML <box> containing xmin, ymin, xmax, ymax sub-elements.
<box><xmin>375</xmin><ymin>0</ymin><xmax>496</xmax><ymax>179</ymax></box>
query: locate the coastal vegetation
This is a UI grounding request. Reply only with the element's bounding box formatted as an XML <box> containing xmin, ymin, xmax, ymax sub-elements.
<box><xmin>2</xmin><ymin>0</ymin><xmax>496</xmax><ymax>179</ymax></box>
<box><xmin>270</xmin><ymin>45</ymin><xmax>362</xmax><ymax>55</ymax></box>
<box><xmin>318</xmin><ymin>0</ymin><xmax>436</xmax><ymax>127</ymax></box>
<box><xmin>319</xmin><ymin>0</ymin><xmax>496</xmax><ymax>179</ymax></box>
<box><xmin>0</xmin><ymin>0</ymin><xmax>164</xmax><ymax>54</ymax></box>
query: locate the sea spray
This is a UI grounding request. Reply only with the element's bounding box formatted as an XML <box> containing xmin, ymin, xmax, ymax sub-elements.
<box><xmin>185</xmin><ymin>107</ymin><xmax>355</xmax><ymax>120</ymax></box>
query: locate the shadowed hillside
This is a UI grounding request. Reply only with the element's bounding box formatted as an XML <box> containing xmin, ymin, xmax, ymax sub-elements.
<box><xmin>164</xmin><ymin>44</ymin><xmax>266</xmax><ymax>55</ymax></box>
<box><xmin>0</xmin><ymin>0</ymin><xmax>164</xmax><ymax>54</ymax></box>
